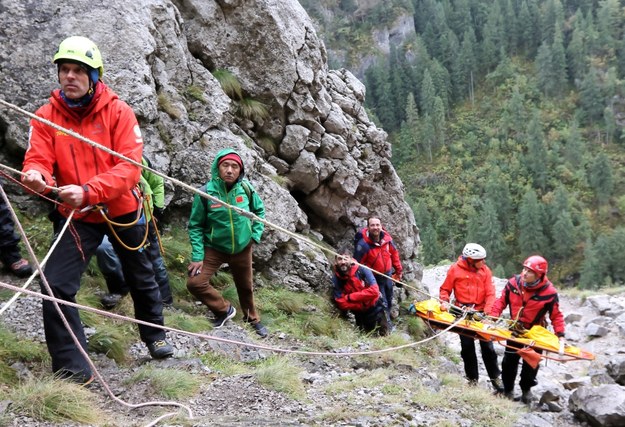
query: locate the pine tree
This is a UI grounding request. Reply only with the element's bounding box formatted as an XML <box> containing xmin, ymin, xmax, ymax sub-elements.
<box><xmin>452</xmin><ymin>27</ymin><xmax>477</xmax><ymax>101</ymax></box>
<box><xmin>579</xmin><ymin>238</ymin><xmax>602</xmax><ymax>289</ymax></box>
<box><xmin>564</xmin><ymin>119</ymin><xmax>585</xmax><ymax>168</ymax></box>
<box><xmin>517</xmin><ymin>188</ymin><xmax>547</xmax><ymax>255</ymax></box>
<box><xmin>566</xmin><ymin>19</ymin><xmax>586</xmax><ymax>84</ymax></box>
<box><xmin>485</xmin><ymin>166</ymin><xmax>513</xmax><ymax>231</ymax></box>
<box><xmin>420</xmin><ymin>69</ymin><xmax>436</xmax><ymax>116</ymax></box>
<box><xmin>420</xmin><ymin>115</ymin><xmax>435</xmax><ymax>162</ymax></box>
<box><xmin>579</xmin><ymin>67</ymin><xmax>604</xmax><ymax>124</ymax></box>
<box><xmin>597</xmin><ymin>0</ymin><xmax>620</xmax><ymax>54</ymax></box>
<box><xmin>551</xmin><ymin>25</ymin><xmax>568</xmax><ymax>94</ymax></box>
<box><xmin>404</xmin><ymin>92</ymin><xmax>421</xmax><ymax>159</ymax></box>
<box><xmin>475</xmin><ymin>199</ymin><xmax>507</xmax><ymax>266</ymax></box>
<box><xmin>432</xmin><ymin>96</ymin><xmax>446</xmax><ymax>148</ymax></box>
<box><xmin>535</xmin><ymin>41</ymin><xmax>554</xmax><ymax>96</ymax></box>
<box><xmin>525</xmin><ymin>111</ymin><xmax>549</xmax><ymax>190</ymax></box>
<box><xmin>604</xmin><ymin>105</ymin><xmax>616</xmax><ymax>145</ymax></box>
<box><xmin>589</xmin><ymin>151</ymin><xmax>614</xmax><ymax>204</ymax></box>
<box><xmin>551</xmin><ymin>211</ymin><xmax>575</xmax><ymax>259</ymax></box>
<box><xmin>481</xmin><ymin>1</ymin><xmax>504</xmax><ymax>72</ymax></box>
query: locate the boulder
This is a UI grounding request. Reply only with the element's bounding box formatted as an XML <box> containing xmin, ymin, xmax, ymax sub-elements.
<box><xmin>569</xmin><ymin>384</ymin><xmax>625</xmax><ymax>426</ymax></box>
<box><xmin>606</xmin><ymin>355</ymin><xmax>625</xmax><ymax>385</ymax></box>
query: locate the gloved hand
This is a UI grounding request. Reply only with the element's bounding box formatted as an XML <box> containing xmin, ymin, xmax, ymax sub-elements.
<box><xmin>511</xmin><ymin>322</ymin><xmax>529</xmax><ymax>338</ymax></box>
<box><xmin>440</xmin><ymin>301</ymin><xmax>449</xmax><ymax>312</ymax></box>
<box><xmin>153</xmin><ymin>206</ymin><xmax>165</xmax><ymax>221</ymax></box>
<box><xmin>558</xmin><ymin>337</ymin><xmax>566</xmax><ymax>356</ymax></box>
<box><xmin>471</xmin><ymin>311</ymin><xmax>485</xmax><ymax>322</ymax></box>
<box><xmin>392</xmin><ymin>273</ymin><xmax>403</xmax><ymax>288</ymax></box>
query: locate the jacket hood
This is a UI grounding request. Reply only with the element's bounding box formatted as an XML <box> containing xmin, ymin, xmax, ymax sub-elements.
<box><xmin>211</xmin><ymin>148</ymin><xmax>245</xmax><ymax>183</ymax></box>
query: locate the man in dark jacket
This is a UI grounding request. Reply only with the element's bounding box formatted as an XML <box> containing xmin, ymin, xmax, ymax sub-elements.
<box><xmin>489</xmin><ymin>255</ymin><xmax>565</xmax><ymax>403</ymax></box>
<box><xmin>333</xmin><ymin>247</ymin><xmax>390</xmax><ymax>336</ymax></box>
<box><xmin>186</xmin><ymin>148</ymin><xmax>267</xmax><ymax>337</ymax></box>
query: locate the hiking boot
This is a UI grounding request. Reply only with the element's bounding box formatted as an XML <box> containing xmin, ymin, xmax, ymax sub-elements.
<box><xmin>520</xmin><ymin>389</ymin><xmax>533</xmax><ymax>404</ymax></box>
<box><xmin>251</xmin><ymin>321</ymin><xmax>268</xmax><ymax>338</ymax></box>
<box><xmin>147</xmin><ymin>340</ymin><xmax>174</xmax><ymax>359</ymax></box>
<box><xmin>101</xmin><ymin>293</ymin><xmax>123</xmax><ymax>309</ymax></box>
<box><xmin>490</xmin><ymin>377</ymin><xmax>504</xmax><ymax>393</ymax></box>
<box><xmin>56</xmin><ymin>369</ymin><xmax>94</xmax><ymax>386</ymax></box>
<box><xmin>9</xmin><ymin>259</ymin><xmax>33</xmax><ymax>278</ymax></box>
<box><xmin>213</xmin><ymin>305</ymin><xmax>236</xmax><ymax>328</ymax></box>
<box><xmin>468</xmin><ymin>378</ymin><xmax>478</xmax><ymax>386</ymax></box>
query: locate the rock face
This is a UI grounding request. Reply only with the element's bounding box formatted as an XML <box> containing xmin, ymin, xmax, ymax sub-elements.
<box><xmin>0</xmin><ymin>0</ymin><xmax>420</xmax><ymax>290</ymax></box>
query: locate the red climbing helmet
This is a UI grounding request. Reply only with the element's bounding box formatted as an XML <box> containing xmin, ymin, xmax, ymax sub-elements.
<box><xmin>523</xmin><ymin>255</ymin><xmax>548</xmax><ymax>275</ymax></box>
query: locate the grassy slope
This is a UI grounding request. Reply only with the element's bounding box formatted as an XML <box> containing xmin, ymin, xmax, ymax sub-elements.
<box><xmin>0</xmin><ymin>214</ymin><xmax>524</xmax><ymax>426</ymax></box>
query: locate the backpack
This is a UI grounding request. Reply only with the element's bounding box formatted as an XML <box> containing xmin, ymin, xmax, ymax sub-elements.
<box><xmin>200</xmin><ymin>179</ymin><xmax>253</xmax><ymax>212</ymax></box>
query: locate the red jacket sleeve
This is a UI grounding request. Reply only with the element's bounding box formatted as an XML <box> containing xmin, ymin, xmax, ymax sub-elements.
<box><xmin>390</xmin><ymin>243</ymin><xmax>402</xmax><ymax>276</ymax></box>
<box><xmin>488</xmin><ymin>284</ymin><xmax>509</xmax><ymax>317</ymax></box>
<box><xmin>334</xmin><ymin>284</ymin><xmax>380</xmax><ymax>311</ymax></box>
<box><xmin>550</xmin><ymin>299</ymin><xmax>565</xmax><ymax>336</ymax></box>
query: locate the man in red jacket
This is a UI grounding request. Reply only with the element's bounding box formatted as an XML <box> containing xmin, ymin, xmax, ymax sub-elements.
<box><xmin>22</xmin><ymin>36</ymin><xmax>173</xmax><ymax>384</ymax></box>
<box><xmin>333</xmin><ymin>247</ymin><xmax>390</xmax><ymax>336</ymax></box>
<box><xmin>354</xmin><ymin>217</ymin><xmax>403</xmax><ymax>320</ymax></box>
<box><xmin>489</xmin><ymin>255</ymin><xmax>565</xmax><ymax>403</ymax></box>
<box><xmin>439</xmin><ymin>243</ymin><xmax>503</xmax><ymax>392</ymax></box>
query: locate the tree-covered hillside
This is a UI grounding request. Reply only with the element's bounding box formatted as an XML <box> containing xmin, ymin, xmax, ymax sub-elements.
<box><xmin>303</xmin><ymin>0</ymin><xmax>625</xmax><ymax>288</ymax></box>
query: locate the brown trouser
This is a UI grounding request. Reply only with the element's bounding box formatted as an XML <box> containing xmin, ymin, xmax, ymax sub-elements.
<box><xmin>187</xmin><ymin>244</ymin><xmax>259</xmax><ymax>323</ymax></box>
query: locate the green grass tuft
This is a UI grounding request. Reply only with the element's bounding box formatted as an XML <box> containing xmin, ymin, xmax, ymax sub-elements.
<box><xmin>6</xmin><ymin>378</ymin><xmax>105</xmax><ymax>424</ymax></box>
<box><xmin>88</xmin><ymin>323</ymin><xmax>133</xmax><ymax>364</ymax></box>
<box><xmin>254</xmin><ymin>356</ymin><xmax>305</xmax><ymax>399</ymax></box>
<box><xmin>128</xmin><ymin>366</ymin><xmax>201</xmax><ymax>399</ymax></box>
<box><xmin>212</xmin><ymin>69</ymin><xmax>242</xmax><ymax>99</ymax></box>
<box><xmin>237</xmin><ymin>98</ymin><xmax>269</xmax><ymax>122</ymax></box>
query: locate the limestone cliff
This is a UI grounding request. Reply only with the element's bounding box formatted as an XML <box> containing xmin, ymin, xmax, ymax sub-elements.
<box><xmin>0</xmin><ymin>0</ymin><xmax>421</xmax><ymax>290</ymax></box>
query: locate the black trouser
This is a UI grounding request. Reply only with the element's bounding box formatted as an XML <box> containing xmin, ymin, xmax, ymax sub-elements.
<box><xmin>41</xmin><ymin>212</ymin><xmax>165</xmax><ymax>377</ymax></box>
<box><xmin>460</xmin><ymin>335</ymin><xmax>501</xmax><ymax>381</ymax></box>
<box><xmin>501</xmin><ymin>340</ymin><xmax>541</xmax><ymax>393</ymax></box>
<box><xmin>354</xmin><ymin>299</ymin><xmax>387</xmax><ymax>332</ymax></box>
<box><xmin>374</xmin><ymin>273</ymin><xmax>393</xmax><ymax>315</ymax></box>
<box><xmin>0</xmin><ymin>185</ymin><xmax>22</xmax><ymax>266</ymax></box>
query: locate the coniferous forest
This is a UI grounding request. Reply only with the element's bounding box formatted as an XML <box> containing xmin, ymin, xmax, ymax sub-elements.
<box><xmin>302</xmin><ymin>0</ymin><xmax>625</xmax><ymax>288</ymax></box>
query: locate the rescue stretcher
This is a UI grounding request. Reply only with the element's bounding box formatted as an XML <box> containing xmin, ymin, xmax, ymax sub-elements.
<box><xmin>411</xmin><ymin>298</ymin><xmax>595</xmax><ymax>362</ymax></box>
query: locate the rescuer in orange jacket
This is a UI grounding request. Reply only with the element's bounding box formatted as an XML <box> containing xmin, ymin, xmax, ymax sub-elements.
<box><xmin>21</xmin><ymin>36</ymin><xmax>173</xmax><ymax>385</ymax></box>
<box><xmin>439</xmin><ymin>243</ymin><xmax>503</xmax><ymax>393</ymax></box>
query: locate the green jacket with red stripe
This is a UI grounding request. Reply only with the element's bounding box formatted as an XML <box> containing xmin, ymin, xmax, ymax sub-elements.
<box><xmin>188</xmin><ymin>148</ymin><xmax>265</xmax><ymax>261</ymax></box>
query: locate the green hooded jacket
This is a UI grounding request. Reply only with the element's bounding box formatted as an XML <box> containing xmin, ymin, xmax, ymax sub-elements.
<box><xmin>188</xmin><ymin>148</ymin><xmax>265</xmax><ymax>261</ymax></box>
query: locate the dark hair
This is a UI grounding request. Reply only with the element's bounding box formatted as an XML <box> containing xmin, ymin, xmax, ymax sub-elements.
<box><xmin>336</xmin><ymin>245</ymin><xmax>352</xmax><ymax>258</ymax></box>
<box><xmin>367</xmin><ymin>216</ymin><xmax>381</xmax><ymax>226</ymax></box>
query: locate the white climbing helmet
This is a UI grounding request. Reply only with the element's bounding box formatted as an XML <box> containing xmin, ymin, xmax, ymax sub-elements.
<box><xmin>462</xmin><ymin>243</ymin><xmax>487</xmax><ymax>260</ymax></box>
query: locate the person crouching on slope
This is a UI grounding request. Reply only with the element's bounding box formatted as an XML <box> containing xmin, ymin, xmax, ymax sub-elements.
<box><xmin>488</xmin><ymin>255</ymin><xmax>565</xmax><ymax>404</ymax></box>
<box><xmin>439</xmin><ymin>243</ymin><xmax>504</xmax><ymax>393</ymax></box>
<box><xmin>333</xmin><ymin>247</ymin><xmax>391</xmax><ymax>336</ymax></box>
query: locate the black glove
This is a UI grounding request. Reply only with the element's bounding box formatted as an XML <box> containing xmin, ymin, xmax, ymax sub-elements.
<box><xmin>511</xmin><ymin>322</ymin><xmax>528</xmax><ymax>338</ymax></box>
<box><xmin>471</xmin><ymin>312</ymin><xmax>485</xmax><ymax>322</ymax></box>
<box><xmin>153</xmin><ymin>206</ymin><xmax>164</xmax><ymax>221</ymax></box>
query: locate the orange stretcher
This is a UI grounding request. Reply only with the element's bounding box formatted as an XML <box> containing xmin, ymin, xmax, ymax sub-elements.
<box><xmin>412</xmin><ymin>299</ymin><xmax>595</xmax><ymax>362</ymax></box>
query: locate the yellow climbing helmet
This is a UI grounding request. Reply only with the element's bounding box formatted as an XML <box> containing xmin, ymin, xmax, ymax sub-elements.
<box><xmin>53</xmin><ymin>36</ymin><xmax>104</xmax><ymax>78</ymax></box>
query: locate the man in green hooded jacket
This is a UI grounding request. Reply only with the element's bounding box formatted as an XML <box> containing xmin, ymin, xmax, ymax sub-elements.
<box><xmin>187</xmin><ymin>148</ymin><xmax>267</xmax><ymax>337</ymax></box>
